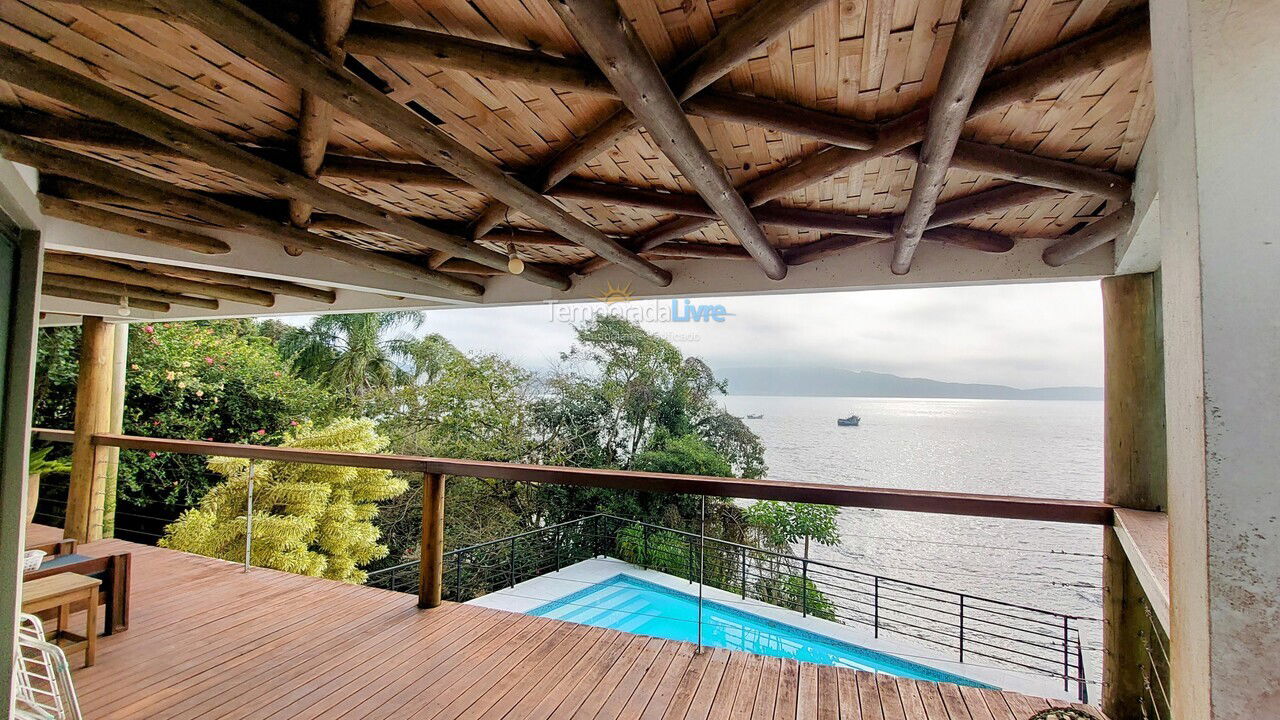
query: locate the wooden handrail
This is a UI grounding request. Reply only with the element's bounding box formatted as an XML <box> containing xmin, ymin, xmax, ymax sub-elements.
<box><xmin>26</xmin><ymin>430</ymin><xmax>1116</xmax><ymax>526</ymax></box>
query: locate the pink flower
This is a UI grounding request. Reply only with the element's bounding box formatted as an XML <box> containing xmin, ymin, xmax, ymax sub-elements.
<box><xmin>204</xmin><ymin>356</ymin><xmax>214</xmax><ymax>364</ymax></box>
<box><xmin>152</xmin><ymin>420</ymin><xmax>161</xmax><ymax>426</ymax></box>
<box><xmin>289</xmin><ymin>420</ymin><xmax>298</xmax><ymax>426</ymax></box>
<box><xmin>256</xmin><ymin>429</ymin><xmax>266</xmax><ymax>436</ymax></box>
<box><xmin>205</xmin><ymin>437</ymin><xmax>213</xmax><ymax>442</ymax></box>
<box><xmin>143</xmin><ymin>325</ymin><xmax>155</xmax><ymax>334</ymax></box>
<box><xmin>130</xmin><ymin>363</ymin><xmax>139</xmax><ymax>371</ymax></box>
<box><xmin>273</xmin><ymin>371</ymin><xmax>281</xmax><ymax>377</ymax></box>
<box><xmin>147</xmin><ymin>451</ymin><xmax>157</xmax><ymax>459</ymax></box>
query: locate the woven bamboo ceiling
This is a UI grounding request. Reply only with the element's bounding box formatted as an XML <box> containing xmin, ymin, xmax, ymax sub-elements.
<box><xmin>0</xmin><ymin>0</ymin><xmax>1150</xmax><ymax>304</ymax></box>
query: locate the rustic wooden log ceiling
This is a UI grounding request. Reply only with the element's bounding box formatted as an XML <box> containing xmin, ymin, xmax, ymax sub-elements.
<box><xmin>0</xmin><ymin>0</ymin><xmax>1151</xmax><ymax>301</ymax></box>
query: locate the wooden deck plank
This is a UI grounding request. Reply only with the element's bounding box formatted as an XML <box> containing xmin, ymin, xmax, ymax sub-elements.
<box><xmin>58</xmin><ymin>536</ymin><xmax>1091</xmax><ymax>719</ymax></box>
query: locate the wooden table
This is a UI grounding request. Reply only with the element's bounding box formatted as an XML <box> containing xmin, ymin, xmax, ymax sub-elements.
<box><xmin>22</xmin><ymin>572</ymin><xmax>101</xmax><ymax>667</ymax></box>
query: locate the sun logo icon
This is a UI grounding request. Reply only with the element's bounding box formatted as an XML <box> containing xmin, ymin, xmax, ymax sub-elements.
<box><xmin>594</xmin><ymin>281</ymin><xmax>634</xmax><ymax>304</ymax></box>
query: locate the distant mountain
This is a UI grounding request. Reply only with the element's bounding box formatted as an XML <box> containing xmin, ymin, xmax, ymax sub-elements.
<box><xmin>714</xmin><ymin>366</ymin><xmax>1102</xmax><ymax>401</ymax></box>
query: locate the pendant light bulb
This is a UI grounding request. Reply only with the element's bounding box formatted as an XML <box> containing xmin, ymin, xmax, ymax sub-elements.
<box><xmin>118</xmin><ymin>294</ymin><xmax>131</xmax><ymax>317</ymax></box>
<box><xmin>506</xmin><ymin>243</ymin><xmax>525</xmax><ymax>275</ymax></box>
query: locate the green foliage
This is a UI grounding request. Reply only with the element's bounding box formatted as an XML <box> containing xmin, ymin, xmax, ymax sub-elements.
<box><xmin>744</xmin><ymin>501</ymin><xmax>840</xmax><ymax>554</ymax></box>
<box><xmin>28</xmin><ymin>446</ymin><xmax>72</xmax><ymax>476</ymax></box>
<box><xmin>529</xmin><ymin>316</ymin><xmax>766</xmax><ymax>533</ymax></box>
<box><xmin>276</xmin><ymin>312</ymin><xmax>435</xmax><ymax>400</ymax></box>
<box><xmin>160</xmin><ymin>418</ymin><xmax>407</xmax><ymax>583</ymax></box>
<box><xmin>615</xmin><ymin>523</ymin><xmax>693</xmax><ymax>578</ymax></box>
<box><xmin>756</xmin><ymin>572</ymin><xmax>838</xmax><ymax>621</ymax></box>
<box><xmin>32</xmin><ymin>320</ymin><xmax>334</xmax><ymax>508</ymax></box>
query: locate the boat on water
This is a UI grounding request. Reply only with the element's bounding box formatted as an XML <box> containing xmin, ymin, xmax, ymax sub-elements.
<box><xmin>745</xmin><ymin>414</ymin><xmax>763</xmax><ymax>419</ymax></box>
<box><xmin>837</xmin><ymin>414</ymin><xmax>860</xmax><ymax>427</ymax></box>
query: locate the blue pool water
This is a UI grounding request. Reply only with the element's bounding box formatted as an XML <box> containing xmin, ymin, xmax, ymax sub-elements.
<box><xmin>529</xmin><ymin>574</ymin><xmax>989</xmax><ymax>687</ymax></box>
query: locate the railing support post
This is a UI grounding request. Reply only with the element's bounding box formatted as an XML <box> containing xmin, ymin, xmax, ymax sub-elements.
<box><xmin>418</xmin><ymin>472</ymin><xmax>445</xmax><ymax>609</ymax></box>
<box><xmin>454</xmin><ymin>551</ymin><xmax>462</xmax><ymax>601</ymax></box>
<box><xmin>873</xmin><ymin>576</ymin><xmax>879</xmax><ymax>638</ymax></box>
<box><xmin>801</xmin><ymin>557</ymin><xmax>809</xmax><ymax>617</ymax></box>
<box><xmin>741</xmin><ymin>547</ymin><xmax>747</xmax><ymax>599</ymax></box>
<box><xmin>958</xmin><ymin>594</ymin><xmax>966</xmax><ymax>662</ymax></box>
<box><xmin>243</xmin><ymin>460</ymin><xmax>256</xmax><ymax>573</ymax></box>
<box><xmin>509</xmin><ymin>536</ymin><xmax>516</xmax><ymax>587</ymax></box>
<box><xmin>642</xmin><ymin>524</ymin><xmax>649</xmax><ymax>569</ymax></box>
<box><xmin>1063</xmin><ymin>615</ymin><xmax>1071</xmax><ymax>693</ymax></box>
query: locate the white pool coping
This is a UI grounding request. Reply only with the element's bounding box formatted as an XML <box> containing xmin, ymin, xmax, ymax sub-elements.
<box><xmin>466</xmin><ymin>557</ymin><xmax>1076</xmax><ymax>701</ymax></box>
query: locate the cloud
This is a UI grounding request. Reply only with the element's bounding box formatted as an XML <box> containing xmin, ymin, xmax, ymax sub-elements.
<box><xmin>409</xmin><ymin>280</ymin><xmax>1104</xmax><ymax>389</ymax></box>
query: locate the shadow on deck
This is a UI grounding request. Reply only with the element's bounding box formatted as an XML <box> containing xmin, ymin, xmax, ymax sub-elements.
<box><xmin>30</xmin><ymin>528</ymin><xmax>1100</xmax><ymax>719</ymax></box>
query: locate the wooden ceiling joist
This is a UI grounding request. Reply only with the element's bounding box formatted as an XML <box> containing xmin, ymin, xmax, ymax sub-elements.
<box><xmin>1042</xmin><ymin>204</ymin><xmax>1135</xmax><ymax>267</ymax></box>
<box><xmin>0</xmin><ymin>110</ymin><xmax>1075</xmax><ymax>252</ymax></box>
<box><xmin>618</xmin><ymin>9</ymin><xmax>1148</xmax><ymax>265</ymax></box>
<box><xmin>38</xmin><ymin>194</ymin><xmax>231</xmax><ymax>256</ymax></box>
<box><xmin>42</xmin><ymin>282</ymin><xmax>171</xmax><ymax>313</ymax></box>
<box><xmin>0</xmin><ymin>131</ymin><xmax>487</xmax><ymax>299</ymax></box>
<box><xmin>290</xmin><ymin>0</ymin><xmax>356</xmax><ymax>229</ymax></box>
<box><xmin>550</xmin><ymin>0</ymin><xmax>786</xmax><ymax>280</ymax></box>
<box><xmin>41</xmin><ymin>273</ymin><xmax>220</xmax><ymax>310</ymax></box>
<box><xmin>44</xmin><ymin>254</ymin><xmax>276</xmax><ymax>307</ymax></box>
<box><xmin>0</xmin><ymin>47</ymin><xmax>539</xmax><ymax>295</ymax></box>
<box><xmin>469</xmin><ymin>0</ymin><xmax>832</xmax><ymax>241</ymax></box>
<box><xmin>113</xmin><ymin>260</ymin><xmax>337</xmax><ymax>304</ymax></box>
<box><xmin>947</xmin><ymin>142</ymin><xmax>1132</xmax><ymax>202</ymax></box>
<box><xmin>145</xmin><ymin>0</ymin><xmax>668</xmax><ymax>287</ymax></box>
<box><xmin>889</xmin><ymin>0</ymin><xmax>1014</xmax><ymax>275</ymax></box>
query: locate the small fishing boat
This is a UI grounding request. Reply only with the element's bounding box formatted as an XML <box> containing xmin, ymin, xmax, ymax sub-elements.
<box><xmin>837</xmin><ymin>414</ymin><xmax>860</xmax><ymax>427</ymax></box>
<box><xmin>745</xmin><ymin>413</ymin><xmax>764</xmax><ymax>420</ymax></box>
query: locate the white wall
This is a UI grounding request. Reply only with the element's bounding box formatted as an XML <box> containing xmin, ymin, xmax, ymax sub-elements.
<box><xmin>1150</xmin><ymin>0</ymin><xmax>1280</xmax><ymax>716</ymax></box>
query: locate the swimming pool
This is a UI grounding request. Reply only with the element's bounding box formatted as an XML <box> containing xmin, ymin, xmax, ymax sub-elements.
<box><xmin>528</xmin><ymin>574</ymin><xmax>989</xmax><ymax>687</ymax></box>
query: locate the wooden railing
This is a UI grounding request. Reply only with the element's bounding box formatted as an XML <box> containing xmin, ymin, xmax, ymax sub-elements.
<box><xmin>32</xmin><ymin>428</ymin><xmax>1116</xmax><ymax>610</ymax></box>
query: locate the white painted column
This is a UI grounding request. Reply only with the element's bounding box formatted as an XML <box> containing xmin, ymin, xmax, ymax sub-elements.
<box><xmin>1149</xmin><ymin>0</ymin><xmax>1280</xmax><ymax>717</ymax></box>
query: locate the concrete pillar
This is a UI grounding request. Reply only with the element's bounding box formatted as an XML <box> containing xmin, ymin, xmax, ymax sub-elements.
<box><xmin>1149</xmin><ymin>0</ymin><xmax>1280</xmax><ymax>716</ymax></box>
<box><xmin>1100</xmin><ymin>273</ymin><xmax>1166</xmax><ymax>720</ymax></box>
<box><xmin>64</xmin><ymin>315</ymin><xmax>114</xmax><ymax>542</ymax></box>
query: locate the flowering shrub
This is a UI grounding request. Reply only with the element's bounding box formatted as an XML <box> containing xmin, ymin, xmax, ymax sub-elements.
<box><xmin>33</xmin><ymin>320</ymin><xmax>335</xmax><ymax>508</ymax></box>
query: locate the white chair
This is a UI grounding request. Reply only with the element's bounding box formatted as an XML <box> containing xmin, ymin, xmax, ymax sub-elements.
<box><xmin>12</xmin><ymin>613</ymin><xmax>82</xmax><ymax>720</ymax></box>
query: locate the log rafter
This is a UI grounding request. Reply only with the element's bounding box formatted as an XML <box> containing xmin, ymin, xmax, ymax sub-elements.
<box><xmin>889</xmin><ymin>0</ymin><xmax>1014</xmax><ymax>275</ymax></box>
<box><xmin>469</xmin><ymin>0</ymin><xmax>833</xmax><ymax>242</ymax></box>
<box><xmin>44</xmin><ymin>253</ymin><xmax>277</xmax><ymax>307</ymax></box>
<box><xmin>0</xmin><ymin>131</ymin><xmax>488</xmax><ymax>298</ymax></box>
<box><xmin>549</xmin><ymin>0</ymin><xmax>786</xmax><ymax>280</ymax></box>
<box><xmin>575</xmin><ymin>9</ymin><xmax>1148</xmax><ymax>276</ymax></box>
<box><xmin>290</xmin><ymin>0</ymin><xmax>356</xmax><ymax>229</ymax></box>
<box><xmin>0</xmin><ymin>50</ymin><xmax>515</xmax><ymax>296</ymax></box>
<box><xmin>146</xmin><ymin>0</ymin><xmax>670</xmax><ymax>287</ymax></box>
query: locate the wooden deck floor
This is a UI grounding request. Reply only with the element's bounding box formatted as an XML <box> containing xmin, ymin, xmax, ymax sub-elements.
<box><xmin>50</xmin><ymin>534</ymin><xmax>1091</xmax><ymax>719</ymax></box>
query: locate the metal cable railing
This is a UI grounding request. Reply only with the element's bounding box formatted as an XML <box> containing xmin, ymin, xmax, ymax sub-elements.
<box><xmin>366</xmin><ymin>512</ymin><xmax>1088</xmax><ymax>699</ymax></box>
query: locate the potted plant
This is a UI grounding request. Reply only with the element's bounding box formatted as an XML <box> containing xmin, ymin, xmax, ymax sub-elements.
<box><xmin>26</xmin><ymin>446</ymin><xmax>71</xmax><ymax>525</ymax></box>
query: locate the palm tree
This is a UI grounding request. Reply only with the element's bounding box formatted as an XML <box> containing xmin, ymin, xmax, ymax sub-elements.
<box><xmin>281</xmin><ymin>312</ymin><xmax>425</xmax><ymax>396</ymax></box>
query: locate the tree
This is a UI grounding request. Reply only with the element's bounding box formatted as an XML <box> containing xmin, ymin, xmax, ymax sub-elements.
<box><xmin>160</xmin><ymin>418</ymin><xmax>408</xmax><ymax>583</ymax></box>
<box><xmin>31</xmin><ymin>320</ymin><xmax>333</xmax><ymax>510</ymax></box>
<box><xmin>278</xmin><ymin>312</ymin><xmax>425</xmax><ymax>399</ymax></box>
<box><xmin>528</xmin><ymin>317</ymin><xmax>766</xmax><ymax>536</ymax></box>
<box><xmin>745</xmin><ymin>501</ymin><xmax>841</xmax><ymax>558</ymax></box>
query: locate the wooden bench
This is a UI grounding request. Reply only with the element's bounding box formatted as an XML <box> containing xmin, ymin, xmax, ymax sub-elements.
<box><xmin>22</xmin><ymin>573</ymin><xmax>101</xmax><ymax>667</ymax></box>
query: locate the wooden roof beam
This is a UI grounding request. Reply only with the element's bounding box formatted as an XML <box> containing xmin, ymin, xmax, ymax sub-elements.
<box><xmin>1042</xmin><ymin>203</ymin><xmax>1135</xmax><ymax>266</ymax></box>
<box><xmin>41</xmin><ymin>282</ymin><xmax>171</xmax><ymax>313</ymax></box>
<box><xmin>470</xmin><ymin>0</ymin><xmax>832</xmax><ymax>241</ymax></box>
<box><xmin>44</xmin><ymin>253</ymin><xmax>277</xmax><ymax>307</ymax></box>
<box><xmin>38</xmin><ymin>194</ymin><xmax>231</xmax><ymax>255</ymax></box>
<box><xmin>0</xmin><ymin>131</ymin><xmax>487</xmax><ymax>298</ymax></box>
<box><xmin>0</xmin><ymin>51</ymin><xmax>508</xmax><ymax>296</ymax></box>
<box><xmin>890</xmin><ymin>0</ymin><xmax>1014</xmax><ymax>275</ymax></box>
<box><xmin>620</xmin><ymin>9</ymin><xmax>1149</xmax><ymax>258</ymax></box>
<box><xmin>42</xmin><ymin>273</ymin><xmax>220</xmax><ymax>310</ymax></box>
<box><xmin>147</xmin><ymin>0</ymin><xmax>668</xmax><ymax>287</ymax></box>
<box><xmin>290</xmin><ymin>0</ymin><xmax>357</xmax><ymax>229</ymax></box>
<box><xmin>113</xmin><ymin>259</ymin><xmax>337</xmax><ymax>304</ymax></box>
<box><xmin>550</xmin><ymin>0</ymin><xmax>786</xmax><ymax>280</ymax></box>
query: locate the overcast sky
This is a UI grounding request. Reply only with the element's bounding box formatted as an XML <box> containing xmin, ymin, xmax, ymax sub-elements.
<box><xmin>387</xmin><ymin>280</ymin><xmax>1104</xmax><ymax>389</ymax></box>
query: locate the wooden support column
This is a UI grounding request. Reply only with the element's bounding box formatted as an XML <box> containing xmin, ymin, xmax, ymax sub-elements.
<box><xmin>1101</xmin><ymin>273</ymin><xmax>1167</xmax><ymax>720</ymax></box>
<box><xmin>64</xmin><ymin>316</ymin><xmax>114</xmax><ymax>542</ymax></box>
<box><xmin>102</xmin><ymin>321</ymin><xmax>127</xmax><ymax>537</ymax></box>
<box><xmin>418</xmin><ymin>472</ymin><xmax>445</xmax><ymax>609</ymax></box>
